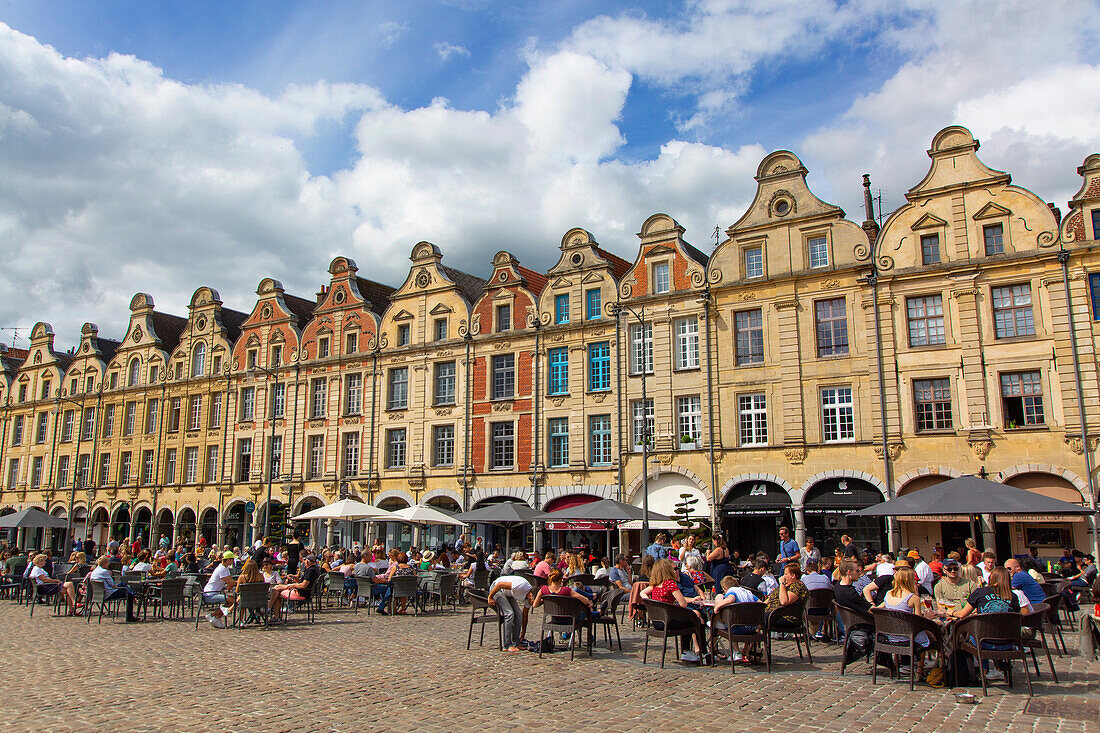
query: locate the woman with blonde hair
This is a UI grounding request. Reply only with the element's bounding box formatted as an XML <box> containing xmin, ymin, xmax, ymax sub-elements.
<box><xmin>566</xmin><ymin>552</ymin><xmax>587</xmax><ymax>578</ymax></box>
<box><xmin>958</xmin><ymin>563</ymin><xmax>982</xmax><ymax>586</ymax></box>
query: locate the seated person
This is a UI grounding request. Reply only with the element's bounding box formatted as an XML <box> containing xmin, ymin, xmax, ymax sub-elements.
<box><xmin>640</xmin><ymin>559</ymin><xmax>707</xmax><ymax>664</ymax></box>
<box><xmin>802</xmin><ymin>561</ymin><xmax>833</xmax><ymax>590</ymax></box>
<box><xmin>86</xmin><ymin>555</ymin><xmax>139</xmax><ymax>621</ymax></box>
<box><xmin>953</xmin><ymin>567</ymin><xmax>1031</xmax><ymax>681</ymax></box>
<box><xmin>129</xmin><ymin>550</ymin><xmax>153</xmax><ymax>574</ymax></box>
<box><xmin>713</xmin><ymin>576</ymin><xmax>762</xmax><ymax>661</ymax></box>
<box><xmin>933</xmin><ymin>558</ymin><xmax>977</xmax><ymax>611</ymax></box>
<box><xmin>763</xmin><ymin>562</ymin><xmax>809</xmax><ymax>629</ymax></box>
<box><xmin>875</xmin><ymin>566</ymin><xmax>934</xmax><ymax>675</ymax></box>
<box><xmin>608</xmin><ymin>555</ymin><xmax>632</xmax><ymax>590</ymax></box>
<box><xmin>202</xmin><ymin>551</ymin><xmax>239</xmax><ymax>628</ymax></box>
<box><xmin>740</xmin><ymin>559</ymin><xmax>776</xmax><ymax>600</ymax></box>
<box><xmin>682</xmin><ymin>555</ymin><xmax>709</xmax><ymax>587</ymax></box>
<box><xmin>531</xmin><ymin>569</ymin><xmax>594</xmax><ymax>618</ymax></box>
<box><xmin>29</xmin><ymin>553</ymin><xmax>74</xmax><ymax>612</ymax></box>
<box><xmin>272</xmin><ymin>554</ymin><xmax>321</xmax><ymax>617</ymax></box>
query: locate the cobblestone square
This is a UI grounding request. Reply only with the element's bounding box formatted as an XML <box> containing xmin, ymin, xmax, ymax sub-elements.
<box><xmin>1</xmin><ymin>602</ymin><xmax>1096</xmax><ymax>732</ymax></box>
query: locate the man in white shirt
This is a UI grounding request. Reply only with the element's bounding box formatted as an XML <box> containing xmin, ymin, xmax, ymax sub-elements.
<box><xmin>713</xmin><ymin>577</ymin><xmax>763</xmax><ymax>661</ymax></box>
<box><xmin>980</xmin><ymin>551</ymin><xmax>997</xmax><ymax>583</ymax></box>
<box><xmin>203</xmin><ymin>551</ymin><xmax>239</xmax><ymax>628</ymax></box>
<box><xmin>907</xmin><ymin>550</ymin><xmax>935</xmax><ymax>594</ymax></box>
<box><xmin>487</xmin><ymin>575</ymin><xmax>536</xmax><ymax>652</ymax></box>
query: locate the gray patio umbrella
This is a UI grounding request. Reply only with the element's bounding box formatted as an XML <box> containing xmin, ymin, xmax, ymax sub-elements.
<box><xmin>0</xmin><ymin>507</ymin><xmax>68</xmax><ymax>529</ymax></box>
<box><xmin>849</xmin><ymin>475</ymin><xmax>1095</xmax><ymax>517</ymax></box>
<box><xmin>541</xmin><ymin>498</ymin><xmax>674</xmax><ymax>557</ymax></box>
<box><xmin>454</xmin><ymin>502</ymin><xmax>549</xmax><ymax>556</ymax></box>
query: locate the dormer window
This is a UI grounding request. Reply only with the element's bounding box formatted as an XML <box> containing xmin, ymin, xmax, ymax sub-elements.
<box><xmin>344</xmin><ymin>332</ymin><xmax>357</xmax><ymax>355</ymax></box>
<box><xmin>190</xmin><ymin>342</ymin><xmax>205</xmax><ymax>378</ymax></box>
<box><xmin>84</xmin><ymin>376</ymin><xmax>94</xmax><ymax>393</ymax></box>
<box><xmin>18</xmin><ymin>384</ymin><xmax>26</xmax><ymax>402</ymax></box>
<box><xmin>808</xmin><ymin>236</ymin><xmax>830</xmax><ymax>269</ymax></box>
<box><xmin>128</xmin><ymin>358</ymin><xmax>141</xmax><ymax>386</ymax></box>
<box><xmin>920</xmin><ymin>234</ymin><xmax>941</xmax><ymax>265</ymax></box>
<box><xmin>397</xmin><ymin>324</ymin><xmax>410</xmax><ymax>346</ymax></box>
<box><xmin>744</xmin><ymin>246</ymin><xmax>764</xmax><ymax>279</ymax></box>
<box><xmin>41</xmin><ymin>380</ymin><xmax>51</xmax><ymax>400</ymax></box>
<box><xmin>1091</xmin><ymin>209</ymin><xmax>1100</xmax><ymax>240</ymax></box>
<box><xmin>434</xmin><ymin>318</ymin><xmax>448</xmax><ymax>341</ymax></box>
<box><xmin>247</xmin><ymin>349</ymin><xmax>258</xmax><ymax>369</ymax></box>
<box><xmin>271</xmin><ymin>345</ymin><xmax>283</xmax><ymax>365</ymax></box>
<box><xmin>555</xmin><ymin>294</ymin><xmax>570</xmax><ymax>324</ymax></box>
<box><xmin>149</xmin><ymin>365</ymin><xmax>158</xmax><ymax>383</ymax></box>
<box><xmin>69</xmin><ymin>378</ymin><xmax>77</xmax><ymax>395</ymax></box>
<box><xmin>109</xmin><ymin>372</ymin><xmax>118</xmax><ymax>389</ymax></box>
<box><xmin>496</xmin><ymin>304</ymin><xmax>511</xmax><ymax>332</ymax></box>
<box><xmin>983</xmin><ymin>224</ymin><xmax>1004</xmax><ymax>256</ymax></box>
<box><xmin>653</xmin><ymin>262</ymin><xmax>670</xmax><ymax>294</ymax></box>
<box><xmin>318</xmin><ymin>337</ymin><xmax>330</xmax><ymax>358</ymax></box>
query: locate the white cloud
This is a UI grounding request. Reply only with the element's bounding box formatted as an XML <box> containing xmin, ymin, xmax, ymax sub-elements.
<box><xmin>378</xmin><ymin>21</ymin><xmax>408</xmax><ymax>48</ymax></box>
<box><xmin>433</xmin><ymin>41</ymin><xmax>470</xmax><ymax>61</ymax></box>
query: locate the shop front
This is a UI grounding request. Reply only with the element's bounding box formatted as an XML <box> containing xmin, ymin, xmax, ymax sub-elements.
<box><xmin>626</xmin><ymin>474</ymin><xmax>710</xmax><ymax>556</ymax></box>
<box><xmin>720</xmin><ymin>480</ymin><xmax>792</xmax><ymax>559</ymax></box>
<box><xmin>998</xmin><ymin>472</ymin><xmax>1092</xmax><ymax>561</ymax></box>
<box><xmin>469</xmin><ymin>496</ymin><xmax>534</xmax><ymax>552</ymax></box>
<box><xmin>803</xmin><ymin>478</ymin><xmax>886</xmax><ymax>556</ymax></box>
<box><xmin>543</xmin><ymin>494</ymin><xmax>606</xmax><ymax>556</ymax></box>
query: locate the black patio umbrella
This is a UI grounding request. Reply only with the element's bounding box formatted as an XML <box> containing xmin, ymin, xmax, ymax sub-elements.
<box><xmin>541</xmin><ymin>498</ymin><xmax>674</xmax><ymax>557</ymax></box>
<box><xmin>0</xmin><ymin>507</ymin><xmax>68</xmax><ymax>529</ymax></box>
<box><xmin>454</xmin><ymin>502</ymin><xmax>549</xmax><ymax>556</ymax></box>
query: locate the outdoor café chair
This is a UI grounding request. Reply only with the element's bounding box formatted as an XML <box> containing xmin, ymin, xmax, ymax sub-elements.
<box><xmin>835</xmin><ymin>602</ymin><xmax>875</xmax><ymax>676</ymax></box>
<box><xmin>869</xmin><ymin>608</ymin><xmax>943</xmax><ymax>691</ymax></box>
<box><xmin>194</xmin><ymin>582</ymin><xmax>227</xmax><ymax>628</ymax></box>
<box><xmin>710</xmin><ymin>601</ymin><xmax>767</xmax><ymax>674</ymax></box>
<box><xmin>27</xmin><ymin>580</ymin><xmax>60</xmax><ymax>618</ymax></box>
<box><xmin>423</xmin><ymin>572</ymin><xmax>457</xmax><ymax>614</ymax></box>
<box><xmin>763</xmin><ymin>597</ymin><xmax>813</xmax><ymax>666</ymax></box>
<box><xmin>1021</xmin><ymin>602</ymin><xmax>1058</xmax><ymax>682</ymax></box>
<box><xmin>466</xmin><ymin>591</ymin><xmax>503</xmax><ymax>650</ymax></box>
<box><xmin>324</xmin><ymin>571</ymin><xmax>347</xmax><ymax>608</ymax></box>
<box><xmin>234</xmin><ymin>582</ymin><xmax>272</xmax><ymax>629</ymax></box>
<box><xmin>642</xmin><ymin>599</ymin><xmax>703</xmax><ymax>668</ymax></box>
<box><xmin>591</xmin><ymin>587</ymin><xmax>626</xmax><ymax>651</ymax></box>
<box><xmin>805</xmin><ymin>588</ymin><xmax>837</xmax><ymax>642</ymax></box>
<box><xmin>389</xmin><ymin>575</ymin><xmax>420</xmax><ymax>615</ymax></box>
<box><xmin>1041</xmin><ymin>594</ymin><xmax>1069</xmax><ymax>653</ymax></box>
<box><xmin>954</xmin><ymin>612</ymin><xmax>1032</xmax><ymax>696</ymax></box>
<box><xmin>352</xmin><ymin>577</ymin><xmax>374</xmax><ymax>615</ymax></box>
<box><xmin>146</xmin><ymin>577</ymin><xmax>187</xmax><ymax>621</ymax></box>
<box><xmin>85</xmin><ymin>580</ymin><xmax>124</xmax><ymax>624</ymax></box>
<box><xmin>539</xmin><ymin>594</ymin><xmax>594</xmax><ymax>660</ymax></box>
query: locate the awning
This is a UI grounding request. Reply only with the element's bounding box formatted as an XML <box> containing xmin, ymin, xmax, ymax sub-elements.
<box><xmin>804</xmin><ymin>478</ymin><xmax>882</xmax><ymax>515</ymax></box>
<box><xmin>544</xmin><ymin>494</ymin><xmax>603</xmax><ymax>531</ymax></box>
<box><xmin>721</xmin><ymin>480</ymin><xmax>791</xmax><ymax>517</ymax></box>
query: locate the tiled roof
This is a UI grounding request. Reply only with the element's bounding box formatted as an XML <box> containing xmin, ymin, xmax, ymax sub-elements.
<box><xmin>282</xmin><ymin>293</ymin><xmax>317</xmax><ymax>329</ymax></box>
<box><xmin>218</xmin><ymin>308</ymin><xmax>249</xmax><ymax>343</ymax></box>
<box><xmin>515</xmin><ymin>265</ymin><xmax>548</xmax><ymax>295</ymax></box>
<box><xmin>681</xmin><ymin>240</ymin><xmax>710</xmax><ymax>267</ymax></box>
<box><xmin>442</xmin><ymin>266</ymin><xmax>488</xmax><ymax>304</ymax></box>
<box><xmin>151</xmin><ymin>311</ymin><xmax>188</xmax><ymax>353</ymax></box>
<box><xmin>97</xmin><ymin>338</ymin><xmax>122</xmax><ymax>364</ymax></box>
<box><xmin>594</xmin><ymin>246</ymin><xmax>632</xmax><ymax>280</ymax></box>
<box><xmin>355</xmin><ymin>277</ymin><xmax>397</xmax><ymax>317</ymax></box>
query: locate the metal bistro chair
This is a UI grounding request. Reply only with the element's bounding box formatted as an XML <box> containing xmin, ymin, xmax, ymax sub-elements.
<box><xmin>805</xmin><ymin>588</ymin><xmax>837</xmax><ymax>642</ymax></box>
<box><xmin>466</xmin><ymin>591</ymin><xmax>504</xmax><ymax>650</ymax></box>
<box><xmin>183</xmin><ymin>573</ymin><xmax>209</xmax><ymax>618</ymax></box>
<box><xmin>1021</xmin><ymin>602</ymin><xmax>1059</xmax><ymax>682</ymax></box>
<box><xmin>591</xmin><ymin>587</ymin><xmax>626</xmax><ymax>651</ymax></box>
<box><xmin>869</xmin><ymin>608</ymin><xmax>943</xmax><ymax>691</ymax></box>
<box><xmin>539</xmin><ymin>594</ymin><xmax>594</xmax><ymax>661</ymax></box>
<box><xmin>642</xmin><ymin>599</ymin><xmax>704</xmax><ymax>668</ymax></box>
<box><xmin>763</xmin><ymin>597</ymin><xmax>813</xmax><ymax>667</ymax></box>
<box><xmin>389</xmin><ymin>575</ymin><xmax>420</xmax><ymax>616</ymax></box>
<box><xmin>194</xmin><ymin>581</ymin><xmax>228</xmax><ymax>629</ymax></box>
<box><xmin>28</xmin><ymin>581</ymin><xmax>61</xmax><ymax>618</ymax></box>
<box><xmin>234</xmin><ymin>582</ymin><xmax>273</xmax><ymax>630</ymax></box>
<box><xmin>84</xmin><ymin>580</ymin><xmax>125</xmax><ymax>624</ymax></box>
<box><xmin>835</xmin><ymin>602</ymin><xmax>875</xmax><ymax>676</ymax></box>
<box><xmin>710</xmin><ymin>601</ymin><xmax>767</xmax><ymax>674</ymax></box>
<box><xmin>954</xmin><ymin>612</ymin><xmax>1033</xmax><ymax>697</ymax></box>
<box><xmin>146</xmin><ymin>577</ymin><xmax>188</xmax><ymax>621</ymax></box>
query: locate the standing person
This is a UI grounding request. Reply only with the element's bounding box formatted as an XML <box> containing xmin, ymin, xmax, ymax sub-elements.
<box><xmin>840</xmin><ymin>534</ymin><xmax>859</xmax><ymax>558</ymax></box>
<box><xmin>799</xmin><ymin>537</ymin><xmax>821</xmax><ymax>570</ymax></box>
<box><xmin>285</xmin><ymin>534</ymin><xmax>302</xmax><ymax>575</ymax></box>
<box><xmin>777</xmin><ymin>527</ymin><xmax>800</xmax><ymax>566</ymax></box>
<box><xmin>706</xmin><ymin>535</ymin><xmax>732</xmax><ymax>585</ymax></box>
<box><xmin>487</xmin><ymin>574</ymin><xmax>536</xmax><ymax>652</ymax></box>
<box><xmin>964</xmin><ymin>538</ymin><xmax>982</xmax><ymax>566</ymax></box>
<box><xmin>645</xmin><ymin>533</ymin><xmax>671</xmax><ymax>561</ymax></box>
<box><xmin>678</xmin><ymin>535</ymin><xmax>702</xmax><ymax>565</ymax></box>
<box><xmin>82</xmin><ymin>537</ymin><xmax>96</xmax><ymax>559</ymax></box>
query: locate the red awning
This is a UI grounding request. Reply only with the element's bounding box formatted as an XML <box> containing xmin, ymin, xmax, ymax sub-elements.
<box><xmin>544</xmin><ymin>495</ymin><xmax>604</xmax><ymax>531</ymax></box>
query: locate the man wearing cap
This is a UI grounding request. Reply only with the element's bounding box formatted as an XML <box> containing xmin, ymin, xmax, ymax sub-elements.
<box><xmin>908</xmin><ymin>550</ymin><xmax>935</xmax><ymax>594</ymax></box>
<box><xmin>275</xmin><ymin>554</ymin><xmax>321</xmax><ymax>616</ymax></box>
<box><xmin>934</xmin><ymin>558</ymin><xmax>977</xmax><ymax>609</ymax></box>
<box><xmin>203</xmin><ymin>551</ymin><xmax>239</xmax><ymax>628</ymax></box>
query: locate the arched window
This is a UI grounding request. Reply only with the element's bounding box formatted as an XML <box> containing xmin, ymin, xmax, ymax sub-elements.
<box><xmin>191</xmin><ymin>342</ymin><xmax>206</xmax><ymax>378</ymax></box>
<box><xmin>127</xmin><ymin>358</ymin><xmax>141</xmax><ymax>387</ymax></box>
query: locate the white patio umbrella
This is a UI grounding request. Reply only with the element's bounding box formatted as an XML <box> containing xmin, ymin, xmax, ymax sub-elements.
<box><xmin>292</xmin><ymin>498</ymin><xmax>395</xmax><ymax>549</ymax></box>
<box><xmin>388</xmin><ymin>504</ymin><xmax>466</xmax><ymax>547</ymax></box>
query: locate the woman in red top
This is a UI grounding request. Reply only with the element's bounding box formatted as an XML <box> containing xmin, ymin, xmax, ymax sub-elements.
<box><xmin>641</xmin><ymin>559</ymin><xmax>707</xmax><ymax>663</ymax></box>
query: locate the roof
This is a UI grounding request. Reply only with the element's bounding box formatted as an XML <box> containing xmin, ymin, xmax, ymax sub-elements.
<box><xmin>282</xmin><ymin>293</ymin><xmax>317</xmax><ymax>329</ymax></box>
<box><xmin>594</xmin><ymin>246</ymin><xmax>631</xmax><ymax>280</ymax></box>
<box><xmin>681</xmin><ymin>240</ymin><xmax>710</xmax><ymax>267</ymax></box>
<box><xmin>515</xmin><ymin>265</ymin><xmax>548</xmax><ymax>295</ymax></box>
<box><xmin>218</xmin><ymin>308</ymin><xmax>249</xmax><ymax>343</ymax></box>
<box><xmin>442</xmin><ymin>266</ymin><xmax>488</xmax><ymax>304</ymax></box>
<box><xmin>97</xmin><ymin>338</ymin><xmax>122</xmax><ymax>364</ymax></box>
<box><xmin>151</xmin><ymin>311</ymin><xmax>188</xmax><ymax>353</ymax></box>
<box><xmin>354</xmin><ymin>277</ymin><xmax>397</xmax><ymax>317</ymax></box>
<box><xmin>54</xmin><ymin>352</ymin><xmax>73</xmax><ymax>371</ymax></box>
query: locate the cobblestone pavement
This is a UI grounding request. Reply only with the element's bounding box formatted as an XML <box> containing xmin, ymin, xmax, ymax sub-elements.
<box><xmin>0</xmin><ymin>601</ymin><xmax>1096</xmax><ymax>733</ymax></box>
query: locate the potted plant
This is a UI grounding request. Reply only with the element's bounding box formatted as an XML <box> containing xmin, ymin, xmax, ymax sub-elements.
<box><xmin>634</xmin><ymin>437</ymin><xmax>650</xmax><ymax>453</ymax></box>
<box><xmin>679</xmin><ymin>434</ymin><xmax>697</xmax><ymax>450</ymax></box>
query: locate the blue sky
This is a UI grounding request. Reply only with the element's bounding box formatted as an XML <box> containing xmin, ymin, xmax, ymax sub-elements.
<box><xmin>0</xmin><ymin>1</ymin><xmax>1097</xmax><ymax>342</ymax></box>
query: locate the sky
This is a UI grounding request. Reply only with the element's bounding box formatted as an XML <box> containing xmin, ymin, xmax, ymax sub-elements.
<box><xmin>0</xmin><ymin>0</ymin><xmax>1098</xmax><ymax>347</ymax></box>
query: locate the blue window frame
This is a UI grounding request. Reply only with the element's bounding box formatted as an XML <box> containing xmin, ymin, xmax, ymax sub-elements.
<box><xmin>555</xmin><ymin>294</ymin><xmax>569</xmax><ymax>324</ymax></box>
<box><xmin>547</xmin><ymin>348</ymin><xmax>568</xmax><ymax>395</ymax></box>
<box><xmin>588</xmin><ymin>342</ymin><xmax>610</xmax><ymax>391</ymax></box>
<box><xmin>1090</xmin><ymin>273</ymin><xmax>1100</xmax><ymax>320</ymax></box>
<box><xmin>586</xmin><ymin>288</ymin><xmax>601</xmax><ymax>320</ymax></box>
<box><xmin>548</xmin><ymin>418</ymin><xmax>569</xmax><ymax>467</ymax></box>
<box><xmin>590</xmin><ymin>415</ymin><xmax>611</xmax><ymax>465</ymax></box>
<box><xmin>1092</xmin><ymin>209</ymin><xmax>1100</xmax><ymax>240</ymax></box>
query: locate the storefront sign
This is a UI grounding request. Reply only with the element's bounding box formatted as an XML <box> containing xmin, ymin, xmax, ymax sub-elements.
<box><xmin>545</xmin><ymin>521</ymin><xmax>606</xmax><ymax>531</ymax></box>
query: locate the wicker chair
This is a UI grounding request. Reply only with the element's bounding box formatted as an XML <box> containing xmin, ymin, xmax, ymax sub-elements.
<box><xmin>954</xmin><ymin>612</ymin><xmax>1033</xmax><ymax>696</ymax></box>
<box><xmin>869</xmin><ymin>608</ymin><xmax>943</xmax><ymax>691</ymax></box>
<box><xmin>805</xmin><ymin>588</ymin><xmax>837</xmax><ymax>642</ymax></box>
<box><xmin>352</xmin><ymin>577</ymin><xmax>374</xmax><ymax>614</ymax></box>
<box><xmin>590</xmin><ymin>587</ymin><xmax>626</xmax><ymax>651</ymax></box>
<box><xmin>84</xmin><ymin>580</ymin><xmax>125</xmax><ymax>624</ymax></box>
<box><xmin>763</xmin><ymin>597</ymin><xmax>813</xmax><ymax>666</ymax></box>
<box><xmin>642</xmin><ymin>599</ymin><xmax>705</xmax><ymax>668</ymax></box>
<box><xmin>389</xmin><ymin>575</ymin><xmax>420</xmax><ymax>615</ymax></box>
<box><xmin>422</xmin><ymin>573</ymin><xmax>457</xmax><ymax>614</ymax></box>
<box><xmin>539</xmin><ymin>594</ymin><xmax>594</xmax><ymax>660</ymax></box>
<box><xmin>234</xmin><ymin>582</ymin><xmax>273</xmax><ymax>629</ymax></box>
<box><xmin>466</xmin><ymin>591</ymin><xmax>504</xmax><ymax>650</ymax></box>
<box><xmin>324</xmin><ymin>571</ymin><xmax>347</xmax><ymax>608</ymax></box>
<box><xmin>835</xmin><ymin>602</ymin><xmax>875</xmax><ymax>676</ymax></box>
<box><xmin>1021</xmin><ymin>602</ymin><xmax>1058</xmax><ymax>682</ymax></box>
<box><xmin>27</xmin><ymin>580</ymin><xmax>61</xmax><ymax>618</ymax></box>
<box><xmin>145</xmin><ymin>578</ymin><xmax>187</xmax><ymax>621</ymax></box>
<box><xmin>710</xmin><ymin>601</ymin><xmax>767</xmax><ymax>674</ymax></box>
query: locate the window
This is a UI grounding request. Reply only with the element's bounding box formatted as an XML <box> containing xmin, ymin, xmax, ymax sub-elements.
<box><xmin>434</xmin><ymin>361</ymin><xmax>456</xmax><ymax>405</ymax></box>
<box><xmin>808</xmin><ymin>236</ymin><xmax>829</xmax><ymax>268</ymax></box>
<box><xmin>211</xmin><ymin>354</ymin><xmax>222</xmax><ymax>374</ymax></box>
<box><xmin>247</xmin><ymin>349</ymin><xmax>258</xmax><ymax>370</ymax></box>
<box><xmin>632</xmin><ymin>399</ymin><xmax>654</xmax><ymax>447</ymax></box>
<box><xmin>920</xmin><ymin>234</ymin><xmax>941</xmax><ymax>265</ymax></box>
<box><xmin>271</xmin><ymin>383</ymin><xmax>285</xmax><ymax>419</ymax></box>
<box><xmin>269</xmin><ymin>435</ymin><xmax>283</xmax><ymax>479</ymax></box>
<box><xmin>123</xmin><ymin>401</ymin><xmax>137</xmax><ymax>436</ymax></box>
<box><xmin>57</xmin><ymin>455</ymin><xmax>70</xmax><ymax>487</ymax></box>
<box><xmin>907</xmin><ymin>295</ymin><xmax>946</xmax><ymax>347</ymax></box>
<box><xmin>102</xmin><ymin>405</ymin><xmax>115</xmax><ymax>438</ymax></box>
<box><xmin>271</xmin><ymin>345</ymin><xmax>282</xmax><ymax>366</ymax></box>
<box><xmin>432</xmin><ymin>425</ymin><xmax>455</xmax><ymax>467</ymax></box>
<box><xmin>345</xmin><ymin>374</ymin><xmax>362</xmax><ymax>415</ymax></box>
<box><xmin>983</xmin><ymin>224</ymin><xmax>1004</xmax><ymax>255</ymax></box>
<box><xmin>388</xmin><ymin>368</ymin><xmax>408</xmax><ymax>409</ymax></box>
<box><xmin>187</xmin><ymin>395</ymin><xmax>202</xmax><ymax>431</ymax></box>
<box><xmin>586</xmin><ymin>289</ymin><xmax>601</xmax><ymax>320</ymax></box>
<box><xmin>992</xmin><ymin>284</ymin><xmax>1034</xmax><ymax>338</ymax></box>
<box><xmin>653</xmin><ymin>262</ymin><xmax>670</xmax><ymax>293</ymax></box>
<box><xmin>590</xmin><ymin>415</ymin><xmax>612</xmax><ymax>465</ymax></box>
<box><xmin>98</xmin><ymin>453</ymin><xmax>110</xmax><ymax>486</ymax></box>
<box><xmin>35</xmin><ymin>412</ymin><xmax>47</xmax><ymax>444</ymax></box>
<box><xmin>914</xmin><ymin>378</ymin><xmax>953</xmax><ymax>431</ymax></box>
<box><xmin>548</xmin><ymin>418</ymin><xmax>569</xmax><ymax>467</ymax></box>
<box><xmin>434</xmin><ymin>318</ymin><xmax>448</xmax><ymax>342</ymax></box>
<box><xmin>128</xmin><ymin>358</ymin><xmax>141</xmax><ymax>387</ymax></box>
<box><xmin>547</xmin><ymin>348</ymin><xmax>568</xmax><ymax>395</ymax></box>
<box><xmin>84</xmin><ymin>375</ymin><xmax>94</xmax><ymax>393</ymax></box>
<box><xmin>30</xmin><ymin>456</ymin><xmax>42</xmax><ymax>487</ymax></box>
<box><xmin>237</xmin><ymin>438</ymin><xmax>252</xmax><ymax>482</ymax></box>
<box><xmin>491</xmin><ymin>355</ymin><xmax>515</xmax><ymax>400</ymax></box>
<box><xmin>61</xmin><ymin>410</ymin><xmax>74</xmax><ymax>442</ymax></box>
<box><xmin>145</xmin><ymin>399</ymin><xmax>158</xmax><ymax>434</ymax></box>
<box><xmin>397</xmin><ymin>324</ymin><xmax>410</xmax><ymax>346</ymax></box>
<box><xmin>18</xmin><ymin>384</ymin><xmax>26</xmax><ymax>402</ymax></box>
<box><xmin>1001</xmin><ymin>371</ymin><xmax>1044</xmax><ymax>427</ymax></box>
<box><xmin>496</xmin><ymin>304</ymin><xmax>511</xmax><ymax>332</ymax></box>
<box><xmin>205</xmin><ymin>446</ymin><xmax>218</xmax><ymax>482</ymax></box>
<box><xmin>185</xmin><ymin>447</ymin><xmax>202</xmax><ymax>484</ymax></box>
<box><xmin>588</xmin><ymin>342</ymin><xmax>610</xmax><ymax>391</ymax></box>
<box><xmin>142</xmin><ymin>450</ymin><xmax>155</xmax><ymax>485</ymax></box>
<box><xmin>167</xmin><ymin>398</ymin><xmax>181</xmax><ymax>432</ymax></box>
<box><xmin>40</xmin><ymin>379</ymin><xmax>50</xmax><ymax>400</ymax></box>
<box><xmin>342</xmin><ymin>432</ymin><xmax>360</xmax><ymax>477</ymax></box>
<box><xmin>386</xmin><ymin>429</ymin><xmax>406</xmax><ymax>469</ymax></box>
<box><xmin>69</xmin><ymin>378</ymin><xmax>77</xmax><ymax>395</ymax></box>
<box><xmin>1093</xmin><ymin>209</ymin><xmax>1100</xmax><ymax>240</ymax></box>
<box><xmin>345</xmin><ymin>332</ymin><xmax>358</xmax><ymax>355</ymax></box>
<box><xmin>821</xmin><ymin>387</ymin><xmax>855</xmax><ymax>442</ymax></box>
<box><xmin>1090</xmin><ymin>273</ymin><xmax>1100</xmax><ymax>320</ymax></box>
<box><xmin>738</xmin><ymin>393</ymin><xmax>768</xmax><ymax>446</ymax></box>
<box><xmin>240</xmin><ymin>386</ymin><xmax>255</xmax><ymax>421</ymax></box>
<box><xmin>310</xmin><ymin>377</ymin><xmax>327</xmax><ymax>417</ymax></box>
<box><xmin>120</xmin><ymin>452</ymin><xmax>132</xmax><ymax>485</ymax></box>
<box><xmin>675</xmin><ymin>317</ymin><xmax>699</xmax><ymax>370</ymax></box>
<box><xmin>10</xmin><ymin>415</ymin><xmax>22</xmax><ymax>445</ymax></box>
<box><xmin>555</xmin><ymin>294</ymin><xmax>570</xmax><ymax>324</ymax></box>
<box><xmin>490</xmin><ymin>422</ymin><xmax>514</xmax><ymax>469</ymax></box>
<box><xmin>744</xmin><ymin>246</ymin><xmax>764</xmax><ymax>278</ymax></box>
<box><xmin>81</xmin><ymin>408</ymin><xmax>95</xmax><ymax>441</ymax></box>
<box><xmin>164</xmin><ymin>449</ymin><xmax>176</xmax><ymax>484</ymax></box>
<box><xmin>190</xmin><ymin>343</ymin><xmax>205</xmax><ymax>378</ymax></box>
<box><xmin>210</xmin><ymin>392</ymin><xmax>222</xmax><ymax>428</ymax></box>
<box><xmin>318</xmin><ymin>337</ymin><xmax>330</xmax><ymax>358</ymax></box>
<box><xmin>629</xmin><ymin>322</ymin><xmax>653</xmax><ymax>374</ymax></box>
<box><xmin>734</xmin><ymin>309</ymin><xmax>764</xmax><ymax>365</ymax></box>
<box><xmin>815</xmin><ymin>298</ymin><xmax>849</xmax><ymax>357</ymax></box>
<box><xmin>5</xmin><ymin>459</ymin><xmax>17</xmax><ymax>489</ymax></box>
<box><xmin>76</xmin><ymin>454</ymin><xmax>90</xmax><ymax>487</ymax></box>
<box><xmin>677</xmin><ymin>396</ymin><xmax>701</xmax><ymax>443</ymax></box>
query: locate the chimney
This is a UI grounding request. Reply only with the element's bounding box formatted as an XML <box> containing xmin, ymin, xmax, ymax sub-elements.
<box><xmin>861</xmin><ymin>173</ymin><xmax>880</xmax><ymax>244</ymax></box>
<box><xmin>316</xmin><ymin>284</ymin><xmax>328</xmax><ymax>304</ymax></box>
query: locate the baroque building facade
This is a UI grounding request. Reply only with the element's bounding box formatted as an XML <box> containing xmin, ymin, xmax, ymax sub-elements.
<box><xmin>1</xmin><ymin>126</ymin><xmax>1098</xmax><ymax>559</ymax></box>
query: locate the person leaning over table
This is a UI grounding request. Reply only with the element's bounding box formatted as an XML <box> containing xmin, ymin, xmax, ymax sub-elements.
<box><xmin>713</xmin><ymin>575</ymin><xmax>765</xmax><ymax>662</ymax></box>
<box><xmin>487</xmin><ymin>574</ymin><xmax>537</xmax><ymax>652</ymax></box>
<box><xmin>203</xmin><ymin>551</ymin><xmax>240</xmax><ymax>628</ymax></box>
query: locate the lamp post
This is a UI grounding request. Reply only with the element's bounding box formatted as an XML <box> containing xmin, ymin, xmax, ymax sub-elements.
<box><xmin>246</xmin><ymin>363</ymin><xmax>280</xmax><ymax>539</ymax></box>
<box><xmin>609</xmin><ymin>303</ymin><xmax>651</xmax><ymax>548</ymax></box>
<box><xmin>54</xmin><ymin>390</ymin><xmax>87</xmax><ymax>546</ymax></box>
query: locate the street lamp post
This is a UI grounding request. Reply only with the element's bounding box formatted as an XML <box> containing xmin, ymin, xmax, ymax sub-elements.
<box><xmin>610</xmin><ymin>303</ymin><xmax>651</xmax><ymax>548</ymax></box>
<box><xmin>54</xmin><ymin>390</ymin><xmax>87</xmax><ymax>547</ymax></box>
<box><xmin>246</xmin><ymin>364</ymin><xmax>280</xmax><ymax>539</ymax></box>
